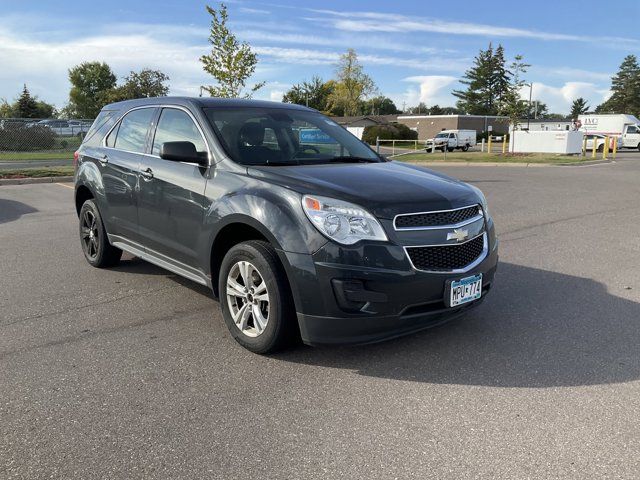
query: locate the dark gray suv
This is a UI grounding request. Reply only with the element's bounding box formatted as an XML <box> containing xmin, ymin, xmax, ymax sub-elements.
<box><xmin>74</xmin><ymin>97</ymin><xmax>498</xmax><ymax>353</ymax></box>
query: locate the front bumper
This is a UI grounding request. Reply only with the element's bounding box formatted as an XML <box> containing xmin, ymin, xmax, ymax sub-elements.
<box><xmin>282</xmin><ymin>222</ymin><xmax>499</xmax><ymax>346</ymax></box>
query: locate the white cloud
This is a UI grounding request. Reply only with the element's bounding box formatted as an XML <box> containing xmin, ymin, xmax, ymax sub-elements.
<box><xmin>393</xmin><ymin>75</ymin><xmax>458</xmax><ymax>108</ymax></box>
<box><xmin>239</xmin><ymin>7</ymin><xmax>272</xmax><ymax>15</ymax></box>
<box><xmin>240</xmin><ymin>30</ymin><xmax>445</xmax><ymax>55</ymax></box>
<box><xmin>531</xmin><ymin>66</ymin><xmax>613</xmax><ymax>83</ymax></box>
<box><xmin>307</xmin><ymin>9</ymin><xmax>640</xmax><ymax>48</ymax></box>
<box><xmin>0</xmin><ymin>26</ymin><xmax>213</xmax><ymax>106</ymax></box>
<box><xmin>253</xmin><ymin>46</ymin><xmax>467</xmax><ymax>72</ymax></box>
<box><xmin>519</xmin><ymin>81</ymin><xmax>611</xmax><ymax>113</ymax></box>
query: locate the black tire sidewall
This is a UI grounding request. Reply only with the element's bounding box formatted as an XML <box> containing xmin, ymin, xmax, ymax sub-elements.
<box><xmin>218</xmin><ymin>242</ymin><xmax>289</xmax><ymax>353</ymax></box>
<box><xmin>78</xmin><ymin>199</ymin><xmax>121</xmax><ymax>268</ymax></box>
<box><xmin>79</xmin><ymin>200</ymin><xmax>107</xmax><ymax>267</ymax></box>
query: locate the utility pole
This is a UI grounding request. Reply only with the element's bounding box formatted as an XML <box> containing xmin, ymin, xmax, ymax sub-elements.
<box><xmin>526</xmin><ymin>82</ymin><xmax>533</xmax><ymax>130</ymax></box>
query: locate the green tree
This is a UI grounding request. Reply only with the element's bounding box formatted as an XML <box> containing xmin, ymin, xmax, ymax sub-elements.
<box><xmin>200</xmin><ymin>3</ymin><xmax>264</xmax><ymax>98</ymax></box>
<box><xmin>363</xmin><ymin>96</ymin><xmax>400</xmax><ymax>115</ymax></box>
<box><xmin>282</xmin><ymin>76</ymin><xmax>334</xmax><ymax>112</ymax></box>
<box><xmin>453</xmin><ymin>43</ymin><xmax>512</xmax><ymax>115</ymax></box>
<box><xmin>570</xmin><ymin>97</ymin><xmax>589</xmax><ymax>118</ymax></box>
<box><xmin>327</xmin><ymin>49</ymin><xmax>376</xmax><ymax>117</ymax></box>
<box><xmin>524</xmin><ymin>100</ymin><xmax>548</xmax><ymax>119</ymax></box>
<box><xmin>102</xmin><ymin>69</ymin><xmax>170</xmax><ymax>103</ymax></box>
<box><xmin>440</xmin><ymin>106</ymin><xmax>462</xmax><ymax>115</ymax></box>
<box><xmin>68</xmin><ymin>62</ymin><xmax>117</xmax><ymax>118</ymax></box>
<box><xmin>498</xmin><ymin>54</ymin><xmax>530</xmax><ymax>128</ymax></box>
<box><xmin>407</xmin><ymin>102</ymin><xmax>428</xmax><ymax>114</ymax></box>
<box><xmin>596</xmin><ymin>55</ymin><xmax>640</xmax><ymax>116</ymax></box>
<box><xmin>0</xmin><ymin>99</ymin><xmax>12</xmax><ymax>118</ymax></box>
<box><xmin>16</xmin><ymin>84</ymin><xmax>39</xmax><ymax>118</ymax></box>
<box><xmin>5</xmin><ymin>85</ymin><xmax>56</xmax><ymax>118</ymax></box>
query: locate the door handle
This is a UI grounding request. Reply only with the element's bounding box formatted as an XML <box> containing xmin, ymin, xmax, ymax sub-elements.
<box><xmin>140</xmin><ymin>167</ymin><xmax>154</xmax><ymax>179</ymax></box>
<box><xmin>98</xmin><ymin>154</ymin><xmax>109</xmax><ymax>165</ymax></box>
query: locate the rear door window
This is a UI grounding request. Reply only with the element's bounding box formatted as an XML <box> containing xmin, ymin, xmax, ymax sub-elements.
<box><xmin>111</xmin><ymin>108</ymin><xmax>155</xmax><ymax>153</ymax></box>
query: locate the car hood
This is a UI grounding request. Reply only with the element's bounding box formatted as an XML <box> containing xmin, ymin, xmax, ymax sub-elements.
<box><xmin>247</xmin><ymin>161</ymin><xmax>480</xmax><ymax>219</ymax></box>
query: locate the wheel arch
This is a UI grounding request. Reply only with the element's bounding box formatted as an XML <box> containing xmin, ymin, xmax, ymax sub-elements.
<box><xmin>209</xmin><ymin>215</ymin><xmax>287</xmax><ymax>298</ymax></box>
<box><xmin>75</xmin><ymin>184</ymin><xmax>94</xmax><ymax>216</ymax></box>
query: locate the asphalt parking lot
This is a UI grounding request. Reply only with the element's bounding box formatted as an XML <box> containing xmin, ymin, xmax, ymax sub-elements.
<box><xmin>2</xmin><ymin>154</ymin><xmax>640</xmax><ymax>479</ymax></box>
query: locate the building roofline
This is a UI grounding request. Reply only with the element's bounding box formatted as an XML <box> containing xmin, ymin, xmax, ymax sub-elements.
<box><xmin>397</xmin><ymin>114</ymin><xmax>509</xmax><ymax>120</ymax></box>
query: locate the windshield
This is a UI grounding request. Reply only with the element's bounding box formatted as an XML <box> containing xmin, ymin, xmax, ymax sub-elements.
<box><xmin>204</xmin><ymin>107</ymin><xmax>382</xmax><ymax>166</ymax></box>
<box><xmin>435</xmin><ymin>133</ymin><xmax>448</xmax><ymax>138</ymax></box>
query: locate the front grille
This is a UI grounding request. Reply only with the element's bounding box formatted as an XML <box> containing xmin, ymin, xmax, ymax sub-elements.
<box><xmin>406</xmin><ymin>234</ymin><xmax>485</xmax><ymax>271</ymax></box>
<box><xmin>395</xmin><ymin>205</ymin><xmax>480</xmax><ymax>229</ymax></box>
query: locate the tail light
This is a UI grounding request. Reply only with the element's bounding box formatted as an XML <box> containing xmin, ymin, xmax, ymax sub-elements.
<box><xmin>73</xmin><ymin>151</ymin><xmax>79</xmax><ymax>168</ymax></box>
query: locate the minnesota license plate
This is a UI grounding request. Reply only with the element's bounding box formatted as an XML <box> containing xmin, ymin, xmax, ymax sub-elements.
<box><xmin>448</xmin><ymin>274</ymin><xmax>482</xmax><ymax>307</ymax></box>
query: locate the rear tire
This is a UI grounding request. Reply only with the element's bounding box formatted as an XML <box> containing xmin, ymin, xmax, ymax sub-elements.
<box><xmin>79</xmin><ymin>199</ymin><xmax>122</xmax><ymax>268</ymax></box>
<box><xmin>219</xmin><ymin>240</ymin><xmax>296</xmax><ymax>354</ymax></box>
<box><xmin>462</xmin><ymin>144</ymin><xmax>469</xmax><ymax>152</ymax></box>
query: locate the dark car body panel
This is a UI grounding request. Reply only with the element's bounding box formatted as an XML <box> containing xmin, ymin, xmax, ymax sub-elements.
<box><xmin>75</xmin><ymin>97</ymin><xmax>498</xmax><ymax>345</ymax></box>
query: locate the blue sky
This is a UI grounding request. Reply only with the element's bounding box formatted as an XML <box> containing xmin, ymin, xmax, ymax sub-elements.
<box><xmin>1</xmin><ymin>0</ymin><xmax>638</xmax><ymax>114</ymax></box>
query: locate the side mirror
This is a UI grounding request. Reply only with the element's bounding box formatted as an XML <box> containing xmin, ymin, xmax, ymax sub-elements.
<box><xmin>159</xmin><ymin>141</ymin><xmax>208</xmax><ymax>166</ymax></box>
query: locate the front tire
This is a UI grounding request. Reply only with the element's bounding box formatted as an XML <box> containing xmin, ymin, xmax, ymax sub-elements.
<box><xmin>219</xmin><ymin>240</ymin><xmax>296</xmax><ymax>354</ymax></box>
<box><xmin>79</xmin><ymin>199</ymin><xmax>122</xmax><ymax>268</ymax></box>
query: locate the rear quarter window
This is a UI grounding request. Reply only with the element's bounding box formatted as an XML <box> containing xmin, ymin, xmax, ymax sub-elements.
<box><xmin>82</xmin><ymin>110</ymin><xmax>119</xmax><ymax>147</ymax></box>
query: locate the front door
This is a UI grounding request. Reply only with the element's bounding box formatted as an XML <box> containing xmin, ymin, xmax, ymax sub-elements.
<box><xmin>623</xmin><ymin>125</ymin><xmax>640</xmax><ymax>148</ymax></box>
<box><xmin>137</xmin><ymin>107</ymin><xmax>210</xmax><ymax>270</ymax></box>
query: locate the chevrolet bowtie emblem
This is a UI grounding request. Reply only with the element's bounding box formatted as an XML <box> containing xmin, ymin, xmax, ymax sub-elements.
<box><xmin>447</xmin><ymin>228</ymin><xmax>469</xmax><ymax>242</ymax></box>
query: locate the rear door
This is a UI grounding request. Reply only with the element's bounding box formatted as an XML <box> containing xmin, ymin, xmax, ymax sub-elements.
<box><xmin>101</xmin><ymin>107</ymin><xmax>156</xmax><ymax>243</ymax></box>
<box><xmin>137</xmin><ymin>106</ymin><xmax>210</xmax><ymax>270</ymax></box>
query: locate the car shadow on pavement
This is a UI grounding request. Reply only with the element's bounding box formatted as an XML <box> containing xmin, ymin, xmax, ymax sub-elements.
<box><xmin>0</xmin><ymin>199</ymin><xmax>37</xmax><ymax>225</ymax></box>
<box><xmin>275</xmin><ymin>262</ymin><xmax>640</xmax><ymax>389</ymax></box>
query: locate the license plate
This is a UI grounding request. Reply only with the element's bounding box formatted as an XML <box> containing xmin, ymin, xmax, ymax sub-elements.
<box><xmin>447</xmin><ymin>274</ymin><xmax>482</xmax><ymax>307</ymax></box>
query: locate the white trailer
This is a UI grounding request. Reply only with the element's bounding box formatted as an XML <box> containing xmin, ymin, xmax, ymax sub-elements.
<box><xmin>426</xmin><ymin>129</ymin><xmax>477</xmax><ymax>152</ymax></box>
<box><xmin>578</xmin><ymin>114</ymin><xmax>640</xmax><ymax>150</ymax></box>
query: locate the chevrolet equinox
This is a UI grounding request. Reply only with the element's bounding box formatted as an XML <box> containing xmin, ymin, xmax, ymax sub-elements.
<box><xmin>74</xmin><ymin>98</ymin><xmax>498</xmax><ymax>353</ymax></box>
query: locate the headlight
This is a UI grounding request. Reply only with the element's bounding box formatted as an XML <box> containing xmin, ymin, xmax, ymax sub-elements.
<box><xmin>302</xmin><ymin>194</ymin><xmax>388</xmax><ymax>245</ymax></box>
<box><xmin>468</xmin><ymin>184</ymin><xmax>489</xmax><ymax>216</ymax></box>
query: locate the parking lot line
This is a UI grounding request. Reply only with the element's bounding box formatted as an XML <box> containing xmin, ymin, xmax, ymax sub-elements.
<box><xmin>55</xmin><ymin>182</ymin><xmax>73</xmax><ymax>189</ymax></box>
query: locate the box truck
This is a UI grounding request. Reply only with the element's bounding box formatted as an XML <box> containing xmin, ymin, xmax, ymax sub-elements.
<box><xmin>425</xmin><ymin>130</ymin><xmax>477</xmax><ymax>152</ymax></box>
<box><xmin>578</xmin><ymin>114</ymin><xmax>640</xmax><ymax>150</ymax></box>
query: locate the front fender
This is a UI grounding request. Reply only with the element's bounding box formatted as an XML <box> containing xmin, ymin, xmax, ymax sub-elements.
<box><xmin>202</xmin><ymin>173</ymin><xmax>327</xmax><ymax>258</ymax></box>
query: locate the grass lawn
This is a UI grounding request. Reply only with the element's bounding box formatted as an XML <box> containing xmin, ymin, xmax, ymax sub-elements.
<box><xmin>0</xmin><ymin>151</ymin><xmax>74</xmax><ymax>161</ymax></box>
<box><xmin>394</xmin><ymin>151</ymin><xmax>595</xmax><ymax>164</ymax></box>
<box><xmin>0</xmin><ymin>166</ymin><xmax>74</xmax><ymax>179</ymax></box>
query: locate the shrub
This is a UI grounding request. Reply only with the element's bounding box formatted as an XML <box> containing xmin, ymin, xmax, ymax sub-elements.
<box><xmin>362</xmin><ymin>123</ymin><xmax>418</xmax><ymax>144</ymax></box>
<box><xmin>0</xmin><ymin>124</ymin><xmax>55</xmax><ymax>151</ymax></box>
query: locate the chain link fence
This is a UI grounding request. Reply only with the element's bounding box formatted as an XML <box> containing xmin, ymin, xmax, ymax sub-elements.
<box><xmin>0</xmin><ymin>118</ymin><xmax>94</xmax><ymax>163</ymax></box>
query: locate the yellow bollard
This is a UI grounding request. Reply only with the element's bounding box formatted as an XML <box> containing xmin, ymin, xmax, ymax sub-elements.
<box><xmin>612</xmin><ymin>136</ymin><xmax>617</xmax><ymax>158</ymax></box>
<box><xmin>592</xmin><ymin>137</ymin><xmax>597</xmax><ymax>158</ymax></box>
<box><xmin>488</xmin><ymin>136</ymin><xmax>492</xmax><ymax>153</ymax></box>
<box><xmin>602</xmin><ymin>137</ymin><xmax>609</xmax><ymax>160</ymax></box>
<box><xmin>502</xmin><ymin>135</ymin><xmax>507</xmax><ymax>154</ymax></box>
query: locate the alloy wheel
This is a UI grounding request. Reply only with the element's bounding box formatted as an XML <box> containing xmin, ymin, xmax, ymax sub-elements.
<box><xmin>226</xmin><ymin>260</ymin><xmax>270</xmax><ymax>337</ymax></box>
<box><xmin>81</xmin><ymin>209</ymin><xmax>99</xmax><ymax>259</ymax></box>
